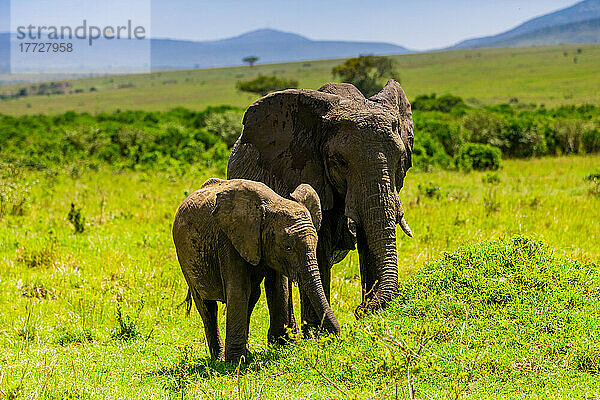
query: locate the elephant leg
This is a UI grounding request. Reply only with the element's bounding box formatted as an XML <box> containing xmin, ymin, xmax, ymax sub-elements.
<box><xmin>300</xmin><ymin>236</ymin><xmax>332</xmax><ymax>332</ymax></box>
<box><xmin>224</xmin><ymin>283</ymin><xmax>251</xmax><ymax>364</ymax></box>
<box><xmin>221</xmin><ymin>246</ymin><xmax>253</xmax><ymax>364</ymax></box>
<box><xmin>192</xmin><ymin>292</ymin><xmax>224</xmax><ymax>361</ymax></box>
<box><xmin>245</xmin><ymin>283</ymin><xmax>261</xmax><ymax>352</ymax></box>
<box><xmin>265</xmin><ymin>269</ymin><xmax>297</xmax><ymax>344</ymax></box>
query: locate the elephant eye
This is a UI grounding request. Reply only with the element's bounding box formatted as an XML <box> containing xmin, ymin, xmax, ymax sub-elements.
<box><xmin>329</xmin><ymin>154</ymin><xmax>347</xmax><ymax>168</ymax></box>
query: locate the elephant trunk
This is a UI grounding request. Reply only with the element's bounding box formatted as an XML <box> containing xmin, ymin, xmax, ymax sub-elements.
<box><xmin>298</xmin><ymin>256</ymin><xmax>341</xmax><ymax>335</ymax></box>
<box><xmin>355</xmin><ymin>181</ymin><xmax>400</xmax><ymax>315</ymax></box>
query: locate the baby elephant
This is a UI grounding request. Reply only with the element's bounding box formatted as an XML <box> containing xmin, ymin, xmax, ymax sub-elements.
<box><xmin>173</xmin><ymin>178</ymin><xmax>340</xmax><ymax>363</ymax></box>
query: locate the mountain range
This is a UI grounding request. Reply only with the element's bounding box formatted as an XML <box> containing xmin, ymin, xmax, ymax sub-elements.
<box><xmin>1</xmin><ymin>0</ymin><xmax>600</xmax><ymax>75</ymax></box>
<box><xmin>150</xmin><ymin>29</ymin><xmax>411</xmax><ymax>70</ymax></box>
<box><xmin>450</xmin><ymin>0</ymin><xmax>600</xmax><ymax>49</ymax></box>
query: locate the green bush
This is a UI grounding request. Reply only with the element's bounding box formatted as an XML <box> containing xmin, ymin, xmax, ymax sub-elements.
<box><xmin>1</xmin><ymin>101</ymin><xmax>599</xmax><ymax>175</ymax></box>
<box><xmin>455</xmin><ymin>143</ymin><xmax>501</xmax><ymax>171</ymax></box>
<box><xmin>393</xmin><ymin>236</ymin><xmax>600</xmax><ymax>379</ymax></box>
<box><xmin>414</xmin><ymin>114</ymin><xmax>464</xmax><ymax>156</ymax></box>
<box><xmin>204</xmin><ymin>109</ymin><xmax>244</xmax><ymax>148</ymax></box>
<box><xmin>583</xmin><ymin>128</ymin><xmax>600</xmax><ymax>153</ymax></box>
<box><xmin>412</xmin><ymin>93</ymin><xmax>467</xmax><ymax>113</ymax></box>
<box><xmin>412</xmin><ymin>133</ymin><xmax>453</xmax><ymax>170</ymax></box>
<box><xmin>0</xmin><ymin>107</ymin><xmax>240</xmax><ymax>172</ymax></box>
<box><xmin>331</xmin><ymin>55</ymin><xmax>399</xmax><ymax>97</ymax></box>
<box><xmin>236</xmin><ymin>75</ymin><xmax>298</xmax><ymax>96</ymax></box>
<box><xmin>462</xmin><ymin>110</ymin><xmax>509</xmax><ymax>150</ymax></box>
<box><xmin>551</xmin><ymin>119</ymin><xmax>589</xmax><ymax>154</ymax></box>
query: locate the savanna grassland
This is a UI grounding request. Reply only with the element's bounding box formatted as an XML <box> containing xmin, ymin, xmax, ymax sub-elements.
<box><xmin>1</xmin><ymin>45</ymin><xmax>600</xmax><ymax>399</ymax></box>
<box><xmin>1</xmin><ymin>44</ymin><xmax>600</xmax><ymax>115</ymax></box>
<box><xmin>1</xmin><ymin>155</ymin><xmax>599</xmax><ymax>399</ymax></box>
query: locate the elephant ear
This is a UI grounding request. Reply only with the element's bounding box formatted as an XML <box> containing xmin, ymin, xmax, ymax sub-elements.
<box><xmin>369</xmin><ymin>80</ymin><xmax>414</xmax><ymax>174</ymax></box>
<box><xmin>290</xmin><ymin>184</ymin><xmax>322</xmax><ymax>231</ymax></box>
<box><xmin>213</xmin><ymin>182</ymin><xmax>264</xmax><ymax>266</ymax></box>
<box><xmin>318</xmin><ymin>82</ymin><xmax>366</xmax><ymax>102</ymax></box>
<box><xmin>239</xmin><ymin>89</ymin><xmax>341</xmax><ymax>211</ymax></box>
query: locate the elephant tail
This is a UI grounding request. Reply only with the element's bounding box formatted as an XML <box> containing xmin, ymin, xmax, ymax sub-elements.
<box><xmin>180</xmin><ymin>287</ymin><xmax>193</xmax><ymax>316</ymax></box>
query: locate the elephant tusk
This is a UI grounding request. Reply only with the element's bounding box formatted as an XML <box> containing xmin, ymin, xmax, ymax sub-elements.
<box><xmin>399</xmin><ymin>216</ymin><xmax>413</xmax><ymax>238</ymax></box>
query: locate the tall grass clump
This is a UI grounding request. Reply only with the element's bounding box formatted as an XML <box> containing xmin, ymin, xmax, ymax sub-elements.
<box><xmin>111</xmin><ymin>304</ymin><xmax>144</xmax><ymax>341</ymax></box>
<box><xmin>15</xmin><ymin>234</ymin><xmax>59</xmax><ymax>268</ymax></box>
<box><xmin>236</xmin><ymin>237</ymin><xmax>599</xmax><ymax>398</ymax></box>
<box><xmin>585</xmin><ymin>171</ymin><xmax>600</xmax><ymax>197</ymax></box>
<box><xmin>384</xmin><ymin>237</ymin><xmax>600</xmax><ymax>392</ymax></box>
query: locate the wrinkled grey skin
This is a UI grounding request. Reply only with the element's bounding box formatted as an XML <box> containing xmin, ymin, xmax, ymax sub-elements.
<box><xmin>172</xmin><ymin>178</ymin><xmax>340</xmax><ymax>364</ymax></box>
<box><xmin>227</xmin><ymin>80</ymin><xmax>413</xmax><ymax>339</ymax></box>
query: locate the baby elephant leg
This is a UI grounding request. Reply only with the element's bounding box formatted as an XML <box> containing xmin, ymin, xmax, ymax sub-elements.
<box><xmin>192</xmin><ymin>291</ymin><xmax>224</xmax><ymax>361</ymax></box>
<box><xmin>225</xmin><ymin>286</ymin><xmax>251</xmax><ymax>364</ymax></box>
<box><xmin>245</xmin><ymin>283</ymin><xmax>262</xmax><ymax>353</ymax></box>
<box><xmin>223</xmin><ymin>251</ymin><xmax>253</xmax><ymax>364</ymax></box>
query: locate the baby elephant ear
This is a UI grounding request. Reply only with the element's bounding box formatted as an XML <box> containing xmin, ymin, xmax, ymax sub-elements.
<box><xmin>213</xmin><ymin>185</ymin><xmax>263</xmax><ymax>266</ymax></box>
<box><xmin>290</xmin><ymin>184</ymin><xmax>322</xmax><ymax>232</ymax></box>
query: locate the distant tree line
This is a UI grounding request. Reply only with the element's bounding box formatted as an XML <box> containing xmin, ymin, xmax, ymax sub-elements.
<box><xmin>1</xmin><ymin>99</ymin><xmax>599</xmax><ymax>174</ymax></box>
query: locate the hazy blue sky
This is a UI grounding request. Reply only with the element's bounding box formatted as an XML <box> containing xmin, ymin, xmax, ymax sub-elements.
<box><xmin>1</xmin><ymin>0</ymin><xmax>581</xmax><ymax>50</ymax></box>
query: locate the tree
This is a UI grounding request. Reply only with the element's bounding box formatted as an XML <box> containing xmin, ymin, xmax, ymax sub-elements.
<box><xmin>236</xmin><ymin>75</ymin><xmax>298</xmax><ymax>96</ymax></box>
<box><xmin>242</xmin><ymin>56</ymin><xmax>259</xmax><ymax>67</ymax></box>
<box><xmin>332</xmin><ymin>55</ymin><xmax>400</xmax><ymax>97</ymax></box>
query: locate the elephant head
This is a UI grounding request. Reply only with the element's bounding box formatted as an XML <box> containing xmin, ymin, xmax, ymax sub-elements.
<box><xmin>228</xmin><ymin>80</ymin><xmax>414</xmax><ymax>313</ymax></box>
<box><xmin>212</xmin><ymin>180</ymin><xmax>340</xmax><ymax>335</ymax></box>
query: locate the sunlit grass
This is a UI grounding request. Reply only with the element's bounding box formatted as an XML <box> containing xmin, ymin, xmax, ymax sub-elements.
<box><xmin>2</xmin><ymin>44</ymin><xmax>600</xmax><ymax>115</ymax></box>
<box><xmin>0</xmin><ymin>154</ymin><xmax>599</xmax><ymax>398</ymax></box>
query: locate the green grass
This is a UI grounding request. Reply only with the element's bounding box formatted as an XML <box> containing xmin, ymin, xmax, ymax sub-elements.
<box><xmin>2</xmin><ymin>44</ymin><xmax>600</xmax><ymax>115</ymax></box>
<box><xmin>1</xmin><ymin>154</ymin><xmax>599</xmax><ymax>398</ymax></box>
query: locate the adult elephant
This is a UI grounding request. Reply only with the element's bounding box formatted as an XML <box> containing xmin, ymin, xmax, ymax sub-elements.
<box><xmin>227</xmin><ymin>80</ymin><xmax>414</xmax><ymax>340</ymax></box>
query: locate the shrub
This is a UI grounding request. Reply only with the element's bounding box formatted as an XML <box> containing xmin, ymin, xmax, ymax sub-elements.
<box><xmin>0</xmin><ymin>107</ymin><xmax>241</xmax><ymax>173</ymax></box>
<box><xmin>0</xmin><ymin>164</ymin><xmax>30</xmax><ymax>218</ymax></box>
<box><xmin>503</xmin><ymin>116</ymin><xmax>547</xmax><ymax>157</ymax></box>
<box><xmin>455</xmin><ymin>143</ymin><xmax>501</xmax><ymax>171</ymax></box>
<box><xmin>418</xmin><ymin>182</ymin><xmax>442</xmax><ymax>199</ymax></box>
<box><xmin>482</xmin><ymin>172</ymin><xmax>501</xmax><ymax>185</ymax></box>
<box><xmin>236</xmin><ymin>75</ymin><xmax>298</xmax><ymax>96</ymax></box>
<box><xmin>68</xmin><ymin>203</ymin><xmax>85</xmax><ymax>233</ymax></box>
<box><xmin>393</xmin><ymin>236</ymin><xmax>600</xmax><ymax>379</ymax></box>
<box><xmin>552</xmin><ymin>119</ymin><xmax>588</xmax><ymax>154</ymax></box>
<box><xmin>331</xmin><ymin>55</ymin><xmax>399</xmax><ymax>97</ymax></box>
<box><xmin>414</xmin><ymin>115</ymin><xmax>464</xmax><ymax>156</ymax></box>
<box><xmin>412</xmin><ymin>93</ymin><xmax>467</xmax><ymax>113</ymax></box>
<box><xmin>412</xmin><ymin>132</ymin><xmax>453</xmax><ymax>170</ymax></box>
<box><xmin>462</xmin><ymin>111</ymin><xmax>509</xmax><ymax>151</ymax></box>
<box><xmin>582</xmin><ymin>128</ymin><xmax>600</xmax><ymax>153</ymax></box>
<box><xmin>204</xmin><ymin>109</ymin><xmax>244</xmax><ymax>148</ymax></box>
<box><xmin>111</xmin><ymin>305</ymin><xmax>141</xmax><ymax>341</ymax></box>
<box><xmin>585</xmin><ymin>171</ymin><xmax>600</xmax><ymax>197</ymax></box>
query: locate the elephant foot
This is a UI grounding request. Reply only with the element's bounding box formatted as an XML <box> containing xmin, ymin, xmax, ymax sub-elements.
<box><xmin>300</xmin><ymin>320</ymin><xmax>327</xmax><ymax>339</ymax></box>
<box><xmin>267</xmin><ymin>327</ymin><xmax>298</xmax><ymax>345</ymax></box>
<box><xmin>215</xmin><ymin>354</ymin><xmax>225</xmax><ymax>362</ymax></box>
<box><xmin>224</xmin><ymin>350</ymin><xmax>251</xmax><ymax>365</ymax></box>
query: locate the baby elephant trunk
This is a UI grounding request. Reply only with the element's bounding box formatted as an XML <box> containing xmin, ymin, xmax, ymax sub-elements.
<box><xmin>298</xmin><ymin>257</ymin><xmax>341</xmax><ymax>335</ymax></box>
